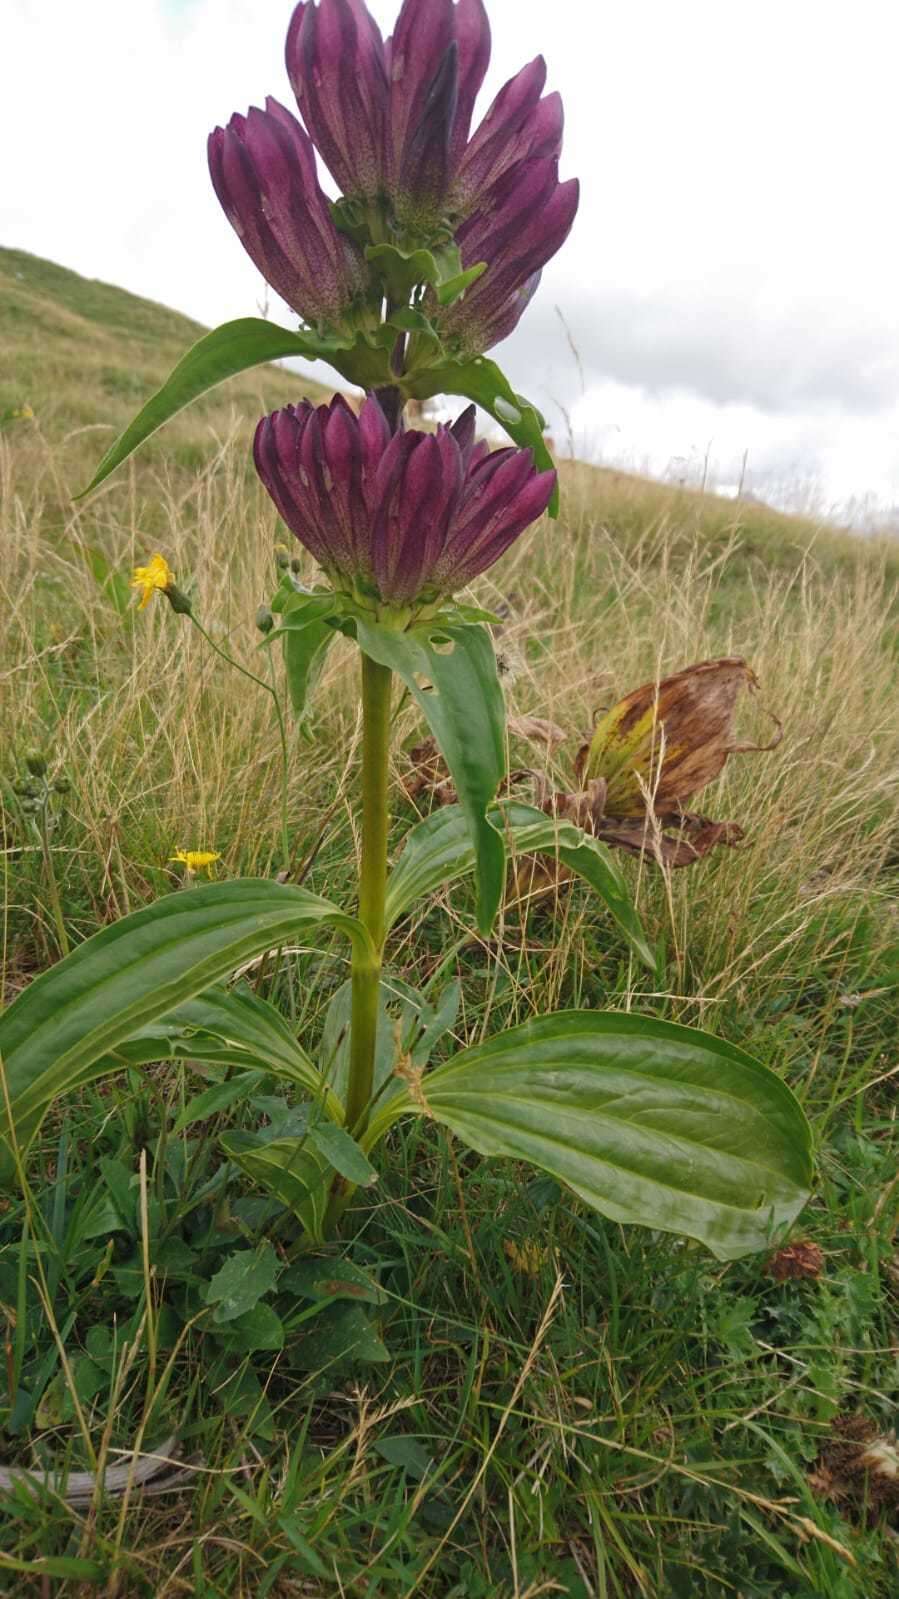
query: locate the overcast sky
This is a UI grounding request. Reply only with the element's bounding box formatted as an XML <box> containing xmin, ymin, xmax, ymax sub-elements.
<box><xmin>6</xmin><ymin>0</ymin><xmax>899</xmax><ymax>518</ymax></box>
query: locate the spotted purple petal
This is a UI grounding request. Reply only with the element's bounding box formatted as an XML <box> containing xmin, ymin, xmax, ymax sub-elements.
<box><xmin>254</xmin><ymin>396</ymin><xmax>555</xmax><ymax>605</ymax></box>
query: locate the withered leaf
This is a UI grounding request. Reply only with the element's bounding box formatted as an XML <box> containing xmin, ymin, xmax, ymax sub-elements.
<box><xmin>507</xmin><ymin>714</ymin><xmax>567</xmax><ymax>750</ymax></box>
<box><xmin>578</xmin><ymin>657</ymin><xmax>781</xmax><ymax>818</ymax></box>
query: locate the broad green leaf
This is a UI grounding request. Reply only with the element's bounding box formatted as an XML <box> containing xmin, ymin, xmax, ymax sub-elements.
<box><xmin>220</xmin><ymin>1133</ymin><xmax>332</xmax><ymax>1243</ymax></box>
<box><xmin>107</xmin><ymin>985</ymin><xmax>338</xmax><ymax>1114</ymax></box>
<box><xmin>375</xmin><ymin>1011</ymin><xmax>813</xmax><ymax>1260</ymax></box>
<box><xmin>214</xmin><ymin>1301</ymin><xmax>285</xmax><ymax>1353</ymax></box>
<box><xmin>404</xmin><ymin>355</ymin><xmax>558</xmax><ymax>516</ymax></box>
<box><xmin>281</xmin><ymin>1257</ymin><xmax>384</xmax><ymax>1304</ymax></box>
<box><xmin>365</xmin><ymin>242</ymin><xmax>441</xmax><ymax>301</ymax></box>
<box><xmin>308</xmin><ymin>1122</ymin><xmax>378</xmax><ymax>1187</ymax></box>
<box><xmin>385</xmin><ymin>800</ymin><xmax>655</xmax><ymax>970</ymax></box>
<box><xmin>204</xmin><ymin>1241</ymin><xmax>280</xmax><ymax>1323</ymax></box>
<box><xmin>356</xmin><ymin>618</ymin><xmax>506</xmax><ymax>936</ymax></box>
<box><xmin>292</xmin><ymin>1301</ymin><xmax>389</xmax><ymax>1368</ymax></box>
<box><xmin>374</xmin><ymin>1435</ymin><xmax>435</xmax><ymax>1480</ymax></box>
<box><xmin>0</xmin><ymin>881</ymin><xmax>368</xmax><ymax>1180</ymax></box>
<box><xmin>77</xmin><ymin>317</ymin><xmax>357</xmax><ymax>496</ymax></box>
<box><xmin>172</xmin><ymin>1070</ymin><xmax>267</xmax><ymax>1134</ymax></box>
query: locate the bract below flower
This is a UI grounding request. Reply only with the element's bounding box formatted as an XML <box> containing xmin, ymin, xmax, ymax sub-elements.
<box><xmin>253</xmin><ymin>394</ymin><xmax>555</xmax><ymax>610</ymax></box>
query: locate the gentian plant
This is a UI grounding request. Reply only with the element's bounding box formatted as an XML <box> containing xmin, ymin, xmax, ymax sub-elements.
<box><xmin>1</xmin><ymin>0</ymin><xmax>812</xmax><ymax>1277</ymax></box>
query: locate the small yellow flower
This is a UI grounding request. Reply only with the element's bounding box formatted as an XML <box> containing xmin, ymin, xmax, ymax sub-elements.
<box><xmin>504</xmin><ymin>1238</ymin><xmax>549</xmax><ymax>1277</ymax></box>
<box><xmin>14</xmin><ymin>403</ymin><xmax>34</xmax><ymax>420</ymax></box>
<box><xmin>169</xmin><ymin>849</ymin><xmax>221</xmax><ymax>877</ymax></box>
<box><xmin>131</xmin><ymin>553</ymin><xmax>175</xmax><ymax>610</ymax></box>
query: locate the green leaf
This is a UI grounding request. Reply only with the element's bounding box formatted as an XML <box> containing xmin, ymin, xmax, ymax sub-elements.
<box><xmin>275</xmin><ymin>1516</ymin><xmax>331</xmax><ymax>1579</ymax></box>
<box><xmin>172</xmin><ymin>1070</ymin><xmax>267</xmax><ymax>1134</ymax></box>
<box><xmin>280</xmin><ymin>614</ymin><xmax>338</xmax><ymax>722</ymax></box>
<box><xmin>374</xmin><ymin>1435</ymin><xmax>435</xmax><ymax>1480</ymax></box>
<box><xmin>0</xmin><ymin>880</ymin><xmax>368</xmax><ymax>1180</ymax></box>
<box><xmin>204</xmin><ymin>1241</ymin><xmax>280</xmax><ymax>1323</ymax></box>
<box><xmin>435</xmin><ymin>261</ymin><xmax>487</xmax><ymax>306</ymax></box>
<box><xmin>387</xmin><ymin>305</ymin><xmax>439</xmax><ymax>337</ymax></box>
<box><xmin>404</xmin><ymin>355</ymin><xmax>558</xmax><ymax>516</ymax></box>
<box><xmin>411</xmin><ymin>979</ymin><xmax>461</xmax><ymax>1067</ymax></box>
<box><xmin>215</xmin><ymin>1301</ymin><xmax>285</xmax><ymax>1353</ymax></box>
<box><xmin>77</xmin><ymin>318</ymin><xmax>354</xmax><ymax>497</ymax></box>
<box><xmin>365</xmin><ymin>242</ymin><xmax>441</xmax><ymax>301</ymax></box>
<box><xmin>319</xmin><ymin>972</ymin><xmax>430</xmax><ymax>1105</ymax></box>
<box><xmin>281</xmin><ymin>1257</ymin><xmax>384</xmax><ymax>1304</ymax></box>
<box><xmin>80</xmin><ymin>544</ymin><xmax>132</xmax><ymax>618</ymax></box>
<box><xmin>0</xmin><ymin>1556</ymin><xmax>106</xmax><ymax>1581</ymax></box>
<box><xmin>356</xmin><ymin>618</ymin><xmax>506</xmax><ymax>936</ymax></box>
<box><xmin>382</xmin><ymin>1011</ymin><xmax>813</xmax><ymax>1261</ymax></box>
<box><xmin>385</xmin><ymin>800</ymin><xmax>655</xmax><ymax>969</ymax></box>
<box><xmin>293</xmin><ymin>1301</ymin><xmax>389</xmax><ymax>1368</ymax></box>
<box><xmin>220</xmin><ymin>1133</ymin><xmax>332</xmax><ymax>1243</ymax></box>
<box><xmin>108</xmin><ymin>984</ymin><xmax>337</xmax><ymax>1114</ymax></box>
<box><xmin>307</xmin><ymin>1122</ymin><xmax>378</xmax><ymax>1187</ymax></box>
<box><xmin>264</xmin><ymin>591</ymin><xmax>344</xmax><ymax>720</ymax></box>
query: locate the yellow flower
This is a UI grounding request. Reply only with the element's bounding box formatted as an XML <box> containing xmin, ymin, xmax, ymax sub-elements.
<box><xmin>504</xmin><ymin>1238</ymin><xmax>549</xmax><ymax>1277</ymax></box>
<box><xmin>131</xmin><ymin>553</ymin><xmax>175</xmax><ymax>610</ymax></box>
<box><xmin>14</xmin><ymin>403</ymin><xmax>34</xmax><ymax>420</ymax></box>
<box><xmin>169</xmin><ymin>849</ymin><xmax>221</xmax><ymax>877</ymax></box>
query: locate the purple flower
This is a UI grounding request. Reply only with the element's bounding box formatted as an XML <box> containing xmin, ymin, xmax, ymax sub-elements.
<box><xmin>285</xmin><ymin>0</ymin><xmax>390</xmax><ymax>201</ymax></box>
<box><xmin>254</xmin><ymin>394</ymin><xmax>555</xmax><ymax>607</ymax></box>
<box><xmin>436</xmin><ymin>159</ymin><xmax>579</xmax><ymax>353</ymax></box>
<box><xmin>208</xmin><ymin>97</ymin><xmax>369</xmax><ymax>327</ymax></box>
<box><xmin>454</xmin><ymin>57</ymin><xmax>563</xmax><ymax>214</ymax></box>
<box><xmin>284</xmin><ymin>1</ymin><xmax>570</xmax><ymax>235</ymax></box>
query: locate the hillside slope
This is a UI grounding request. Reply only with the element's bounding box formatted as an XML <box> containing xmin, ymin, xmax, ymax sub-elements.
<box><xmin>0</xmin><ymin>245</ymin><xmax>329</xmax><ymax>505</ymax></box>
<box><xmin>4</xmin><ymin>244</ymin><xmax>895</xmax><ymax>598</ymax></box>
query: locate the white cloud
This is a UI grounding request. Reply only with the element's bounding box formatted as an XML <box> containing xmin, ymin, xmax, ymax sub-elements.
<box><xmin>4</xmin><ymin>0</ymin><xmax>899</xmax><ymax>519</ymax></box>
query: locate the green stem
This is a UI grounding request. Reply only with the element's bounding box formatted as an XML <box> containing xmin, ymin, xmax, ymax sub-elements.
<box><xmin>38</xmin><ymin>801</ymin><xmax>69</xmax><ymax>958</ymax></box>
<box><xmin>344</xmin><ymin>651</ymin><xmax>392</xmax><ymax>1136</ymax></box>
<box><xmin>188</xmin><ymin>616</ymin><xmax>291</xmax><ymax>875</ymax></box>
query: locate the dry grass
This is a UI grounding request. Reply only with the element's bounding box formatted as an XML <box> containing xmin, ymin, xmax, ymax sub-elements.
<box><xmin>4</xmin><ymin>413</ymin><xmax>898</xmax><ymax>1045</ymax></box>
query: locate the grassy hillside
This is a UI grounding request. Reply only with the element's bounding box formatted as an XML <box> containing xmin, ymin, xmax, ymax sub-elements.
<box><xmin>1</xmin><ymin>250</ymin><xmax>897</xmax><ymax>1597</ymax></box>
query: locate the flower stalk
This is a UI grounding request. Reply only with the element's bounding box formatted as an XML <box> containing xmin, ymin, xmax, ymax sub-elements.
<box><xmin>344</xmin><ymin>651</ymin><xmax>393</xmax><ymax>1136</ymax></box>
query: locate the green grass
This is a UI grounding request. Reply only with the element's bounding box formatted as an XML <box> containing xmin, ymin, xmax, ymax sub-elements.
<box><xmin>1</xmin><ymin>247</ymin><xmax>897</xmax><ymax>1597</ymax></box>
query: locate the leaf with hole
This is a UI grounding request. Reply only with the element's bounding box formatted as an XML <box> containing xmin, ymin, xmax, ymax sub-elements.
<box><xmin>281</xmin><ymin>1257</ymin><xmax>384</xmax><ymax>1304</ymax></box>
<box><xmin>404</xmin><ymin>354</ymin><xmax>557</xmax><ymax>515</ymax></box>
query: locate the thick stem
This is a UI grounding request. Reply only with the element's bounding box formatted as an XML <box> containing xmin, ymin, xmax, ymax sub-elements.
<box><xmin>344</xmin><ymin>652</ymin><xmax>392</xmax><ymax>1135</ymax></box>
